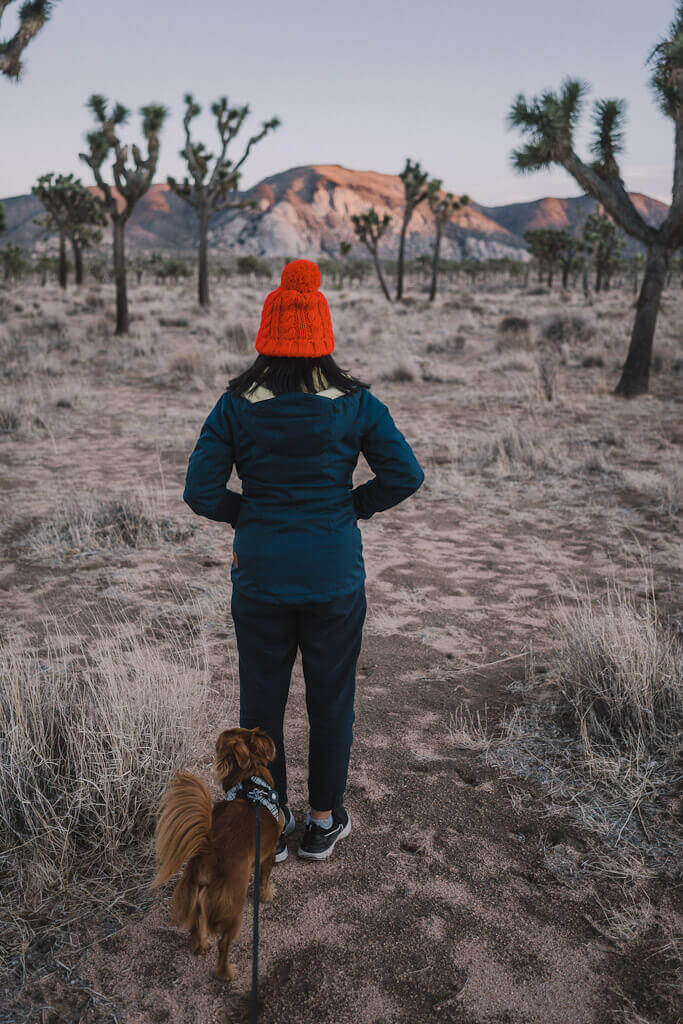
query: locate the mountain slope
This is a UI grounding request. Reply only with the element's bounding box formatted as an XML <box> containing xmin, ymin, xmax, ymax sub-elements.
<box><xmin>0</xmin><ymin>165</ymin><xmax>670</xmax><ymax>261</ymax></box>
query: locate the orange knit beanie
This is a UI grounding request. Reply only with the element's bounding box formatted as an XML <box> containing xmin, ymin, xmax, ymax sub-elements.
<box><xmin>255</xmin><ymin>259</ymin><xmax>335</xmax><ymax>357</ymax></box>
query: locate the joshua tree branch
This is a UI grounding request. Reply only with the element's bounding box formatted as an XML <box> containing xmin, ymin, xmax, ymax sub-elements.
<box><xmin>561</xmin><ymin>147</ymin><xmax>655</xmax><ymax>245</ymax></box>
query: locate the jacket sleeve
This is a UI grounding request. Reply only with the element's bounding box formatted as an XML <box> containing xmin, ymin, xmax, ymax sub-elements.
<box><xmin>183</xmin><ymin>396</ymin><xmax>242</xmax><ymax>526</ymax></box>
<box><xmin>352</xmin><ymin>392</ymin><xmax>424</xmax><ymax>521</ymax></box>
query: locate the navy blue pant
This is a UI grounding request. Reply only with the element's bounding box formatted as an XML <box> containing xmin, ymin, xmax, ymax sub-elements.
<box><xmin>231</xmin><ymin>585</ymin><xmax>366</xmax><ymax>811</ymax></box>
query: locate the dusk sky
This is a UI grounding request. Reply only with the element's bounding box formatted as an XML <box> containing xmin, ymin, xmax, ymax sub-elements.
<box><xmin>0</xmin><ymin>0</ymin><xmax>676</xmax><ymax>205</ymax></box>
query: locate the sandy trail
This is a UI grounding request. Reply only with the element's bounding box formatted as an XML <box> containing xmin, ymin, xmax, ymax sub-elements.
<box><xmin>2</xmin><ymin>280</ymin><xmax>680</xmax><ymax>1023</ymax></box>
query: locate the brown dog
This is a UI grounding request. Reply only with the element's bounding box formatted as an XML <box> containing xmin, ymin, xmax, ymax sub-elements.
<box><xmin>153</xmin><ymin>727</ymin><xmax>283</xmax><ymax>981</ymax></box>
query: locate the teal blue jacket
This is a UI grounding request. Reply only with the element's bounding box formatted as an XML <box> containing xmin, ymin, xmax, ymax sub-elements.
<box><xmin>184</xmin><ymin>386</ymin><xmax>424</xmax><ymax>603</ymax></box>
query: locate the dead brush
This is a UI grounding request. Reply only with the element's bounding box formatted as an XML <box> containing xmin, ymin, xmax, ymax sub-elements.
<box><xmin>496</xmin><ymin>315</ymin><xmax>534</xmax><ymax>352</ymax></box>
<box><xmin>166</xmin><ymin>346</ymin><xmax>216</xmax><ymax>386</ymax></box>
<box><xmin>0</xmin><ymin>616</ymin><xmax>210</xmax><ymax>919</ymax></box>
<box><xmin>449</xmin><ymin>584</ymin><xmax>682</xmax><ymax>868</ymax></box>
<box><xmin>26</xmin><ymin>494</ymin><xmax>194</xmax><ymax>559</ymax></box>
<box><xmin>552</xmin><ymin>586</ymin><xmax>681</xmax><ymax>771</ymax></box>
<box><xmin>225</xmin><ymin>321</ymin><xmax>253</xmax><ymax>354</ymax></box>
<box><xmin>0</xmin><ymin>396</ymin><xmax>48</xmax><ymax>437</ymax></box>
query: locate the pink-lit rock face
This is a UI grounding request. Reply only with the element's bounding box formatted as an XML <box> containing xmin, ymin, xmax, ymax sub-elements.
<box><xmin>2</xmin><ymin>164</ymin><xmax>668</xmax><ymax>259</ymax></box>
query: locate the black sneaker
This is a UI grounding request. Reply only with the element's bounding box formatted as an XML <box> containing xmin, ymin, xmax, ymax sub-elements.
<box><xmin>275</xmin><ymin>805</ymin><xmax>295</xmax><ymax>863</ymax></box>
<box><xmin>298</xmin><ymin>807</ymin><xmax>351</xmax><ymax>861</ymax></box>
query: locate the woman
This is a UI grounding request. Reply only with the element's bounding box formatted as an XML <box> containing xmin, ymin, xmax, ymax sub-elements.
<box><xmin>184</xmin><ymin>259</ymin><xmax>423</xmax><ymax>863</ymax></box>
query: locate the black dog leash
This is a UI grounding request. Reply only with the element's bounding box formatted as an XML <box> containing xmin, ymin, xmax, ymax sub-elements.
<box><xmin>250</xmin><ymin>802</ymin><xmax>261</xmax><ymax>1024</ymax></box>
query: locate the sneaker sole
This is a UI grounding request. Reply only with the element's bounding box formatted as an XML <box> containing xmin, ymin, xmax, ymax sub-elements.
<box><xmin>297</xmin><ymin>815</ymin><xmax>352</xmax><ymax>861</ymax></box>
<box><xmin>274</xmin><ymin>844</ymin><xmax>289</xmax><ymax>864</ymax></box>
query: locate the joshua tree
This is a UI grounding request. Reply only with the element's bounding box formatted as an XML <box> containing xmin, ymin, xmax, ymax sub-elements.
<box><xmin>396</xmin><ymin>159</ymin><xmax>430</xmax><ymax>300</ymax></box>
<box><xmin>508</xmin><ymin>4</ymin><xmax>683</xmax><ymax>396</ymax></box>
<box><xmin>167</xmin><ymin>95</ymin><xmax>279</xmax><ymax>307</ymax></box>
<box><xmin>523</xmin><ymin>227</ymin><xmax>571</xmax><ymax>288</ymax></box>
<box><xmin>0</xmin><ymin>202</ymin><xmax>5</xmax><ymax>235</ymax></box>
<box><xmin>0</xmin><ymin>0</ymin><xmax>55</xmax><ymax>79</ymax></box>
<box><xmin>351</xmin><ymin>207</ymin><xmax>392</xmax><ymax>301</ymax></box>
<box><xmin>426</xmin><ymin>181</ymin><xmax>468</xmax><ymax>300</ymax></box>
<box><xmin>1</xmin><ymin>242</ymin><xmax>28</xmax><ymax>280</ymax></box>
<box><xmin>556</xmin><ymin>231</ymin><xmax>583</xmax><ymax>289</ymax></box>
<box><xmin>582</xmin><ymin>211</ymin><xmax>622</xmax><ymax>291</ymax></box>
<box><xmin>80</xmin><ymin>95</ymin><xmax>167</xmax><ymax>334</ymax></box>
<box><xmin>33</xmin><ymin>173</ymin><xmax>106</xmax><ymax>287</ymax></box>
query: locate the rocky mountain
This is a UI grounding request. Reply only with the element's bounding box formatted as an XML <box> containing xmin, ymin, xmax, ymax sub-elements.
<box><xmin>0</xmin><ymin>164</ymin><xmax>670</xmax><ymax>261</ymax></box>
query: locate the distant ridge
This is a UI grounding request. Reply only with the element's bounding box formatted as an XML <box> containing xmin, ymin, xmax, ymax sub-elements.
<box><xmin>1</xmin><ymin>164</ymin><xmax>669</xmax><ymax>260</ymax></box>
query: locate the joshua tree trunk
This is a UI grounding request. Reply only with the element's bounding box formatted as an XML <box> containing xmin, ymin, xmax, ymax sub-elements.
<box><xmin>429</xmin><ymin>224</ymin><xmax>442</xmax><ymax>301</ymax></box>
<box><xmin>562</xmin><ymin>262</ymin><xmax>570</xmax><ymax>289</ymax></box>
<box><xmin>373</xmin><ymin>249</ymin><xmax>392</xmax><ymax>303</ymax></box>
<box><xmin>396</xmin><ymin>214</ymin><xmax>409</xmax><ymax>301</ymax></box>
<box><xmin>113</xmin><ymin>218</ymin><xmax>129</xmax><ymax>336</ymax></box>
<box><xmin>615</xmin><ymin>244</ymin><xmax>669</xmax><ymax>397</ymax></box>
<box><xmin>72</xmin><ymin>239</ymin><xmax>84</xmax><ymax>285</ymax></box>
<box><xmin>58</xmin><ymin>233</ymin><xmax>68</xmax><ymax>289</ymax></box>
<box><xmin>548</xmin><ymin>267</ymin><xmax>554</xmax><ymax>288</ymax></box>
<box><xmin>198</xmin><ymin>206</ymin><xmax>210</xmax><ymax>307</ymax></box>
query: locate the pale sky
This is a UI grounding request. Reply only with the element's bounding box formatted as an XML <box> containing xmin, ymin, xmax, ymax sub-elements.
<box><xmin>0</xmin><ymin>0</ymin><xmax>676</xmax><ymax>205</ymax></box>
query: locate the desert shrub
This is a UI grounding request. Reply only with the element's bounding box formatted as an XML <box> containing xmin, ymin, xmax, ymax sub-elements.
<box><xmin>166</xmin><ymin>346</ymin><xmax>215</xmax><ymax>386</ymax></box>
<box><xmin>553</xmin><ymin>588</ymin><xmax>681</xmax><ymax>763</ymax></box>
<box><xmin>0</xmin><ymin>397</ymin><xmax>47</xmax><ymax>437</ymax></box>
<box><xmin>472</xmin><ymin>424</ymin><xmax>565</xmax><ymax>474</ymax></box>
<box><xmin>236</xmin><ymin>254</ymin><xmax>270</xmax><ymax>277</ymax></box>
<box><xmin>541</xmin><ymin>313</ymin><xmax>596</xmax><ymax>346</ymax></box>
<box><xmin>426</xmin><ymin>335</ymin><xmax>465</xmax><ymax>355</ymax></box>
<box><xmin>27</xmin><ymin>496</ymin><xmax>194</xmax><ymax>558</ymax></box>
<box><xmin>496</xmin><ymin>315</ymin><xmax>533</xmax><ymax>352</ymax></box>
<box><xmin>226</xmin><ymin>321</ymin><xmax>253</xmax><ymax>354</ymax></box>
<box><xmin>449</xmin><ymin>585</ymin><xmax>682</xmax><ymax>864</ymax></box>
<box><xmin>0</xmin><ymin>621</ymin><xmax>209</xmax><ymax>880</ymax></box>
<box><xmin>380</xmin><ymin>357</ymin><xmax>421</xmax><ymax>382</ymax></box>
<box><xmin>158</xmin><ymin>315</ymin><xmax>190</xmax><ymax>328</ymax></box>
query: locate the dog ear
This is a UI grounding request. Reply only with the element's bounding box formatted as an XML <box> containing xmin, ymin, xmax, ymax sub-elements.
<box><xmin>215</xmin><ymin>730</ymin><xmax>234</xmax><ymax>777</ymax></box>
<box><xmin>215</xmin><ymin>729</ymin><xmax>251</xmax><ymax>776</ymax></box>
<box><xmin>250</xmin><ymin>728</ymin><xmax>276</xmax><ymax>765</ymax></box>
<box><xmin>232</xmin><ymin>736</ymin><xmax>252</xmax><ymax>770</ymax></box>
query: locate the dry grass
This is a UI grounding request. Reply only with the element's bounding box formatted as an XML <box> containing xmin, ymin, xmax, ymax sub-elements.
<box><xmin>25</xmin><ymin>494</ymin><xmax>195</xmax><ymax>560</ymax></box>
<box><xmin>450</xmin><ymin>585</ymin><xmax>682</xmax><ymax>870</ymax></box>
<box><xmin>496</xmin><ymin>314</ymin><xmax>533</xmax><ymax>351</ymax></box>
<box><xmin>0</xmin><ymin>620</ymin><xmax>210</xmax><ymax>889</ymax></box>
<box><xmin>0</xmin><ymin>610</ymin><xmax>214</xmax><ymax>994</ymax></box>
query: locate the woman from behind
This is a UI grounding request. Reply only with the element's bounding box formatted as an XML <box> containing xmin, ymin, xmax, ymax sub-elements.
<box><xmin>184</xmin><ymin>259</ymin><xmax>424</xmax><ymax>862</ymax></box>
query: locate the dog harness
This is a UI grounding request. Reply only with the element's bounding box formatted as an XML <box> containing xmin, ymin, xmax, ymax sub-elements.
<box><xmin>224</xmin><ymin>775</ymin><xmax>280</xmax><ymax>824</ymax></box>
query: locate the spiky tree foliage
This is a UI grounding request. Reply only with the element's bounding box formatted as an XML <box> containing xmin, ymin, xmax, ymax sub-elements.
<box><xmin>339</xmin><ymin>240</ymin><xmax>352</xmax><ymax>258</ymax></box>
<box><xmin>167</xmin><ymin>95</ymin><xmax>279</xmax><ymax>307</ymax></box>
<box><xmin>0</xmin><ymin>201</ymin><xmax>5</xmax><ymax>235</ymax></box>
<box><xmin>0</xmin><ymin>0</ymin><xmax>55</xmax><ymax>79</ymax></box>
<box><xmin>557</xmin><ymin>231</ymin><xmax>583</xmax><ymax>289</ymax></box>
<box><xmin>396</xmin><ymin>159</ymin><xmax>430</xmax><ymax>300</ymax></box>
<box><xmin>523</xmin><ymin>227</ymin><xmax>570</xmax><ymax>288</ymax></box>
<box><xmin>582</xmin><ymin>212</ymin><xmax>622</xmax><ymax>291</ymax></box>
<box><xmin>426</xmin><ymin>181</ymin><xmax>468</xmax><ymax>300</ymax></box>
<box><xmin>1</xmin><ymin>242</ymin><xmax>28</xmax><ymax>280</ymax></box>
<box><xmin>508</xmin><ymin>5</ymin><xmax>683</xmax><ymax>396</ymax></box>
<box><xmin>33</xmin><ymin>173</ymin><xmax>106</xmax><ymax>287</ymax></box>
<box><xmin>80</xmin><ymin>95</ymin><xmax>167</xmax><ymax>334</ymax></box>
<box><xmin>351</xmin><ymin>207</ymin><xmax>392</xmax><ymax>301</ymax></box>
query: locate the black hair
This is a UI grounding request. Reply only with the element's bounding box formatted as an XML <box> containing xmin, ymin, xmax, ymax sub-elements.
<box><xmin>228</xmin><ymin>354</ymin><xmax>369</xmax><ymax>397</ymax></box>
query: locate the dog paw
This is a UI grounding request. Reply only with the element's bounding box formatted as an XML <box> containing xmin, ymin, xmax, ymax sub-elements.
<box><xmin>215</xmin><ymin>963</ymin><xmax>235</xmax><ymax>982</ymax></box>
<box><xmin>261</xmin><ymin>884</ymin><xmax>275</xmax><ymax>904</ymax></box>
<box><xmin>191</xmin><ymin>941</ymin><xmax>210</xmax><ymax>956</ymax></box>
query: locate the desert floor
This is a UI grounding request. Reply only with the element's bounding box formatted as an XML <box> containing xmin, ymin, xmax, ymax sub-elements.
<box><xmin>1</xmin><ymin>271</ymin><xmax>681</xmax><ymax>1024</ymax></box>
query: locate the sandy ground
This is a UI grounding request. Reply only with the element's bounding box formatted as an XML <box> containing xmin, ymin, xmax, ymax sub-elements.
<box><xmin>1</xmin><ymin>271</ymin><xmax>681</xmax><ymax>1023</ymax></box>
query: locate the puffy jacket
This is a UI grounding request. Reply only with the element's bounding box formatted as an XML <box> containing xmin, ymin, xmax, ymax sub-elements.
<box><xmin>183</xmin><ymin>385</ymin><xmax>424</xmax><ymax>603</ymax></box>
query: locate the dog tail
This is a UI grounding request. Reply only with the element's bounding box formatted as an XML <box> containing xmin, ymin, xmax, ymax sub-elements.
<box><xmin>153</xmin><ymin>770</ymin><xmax>214</xmax><ymax>887</ymax></box>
